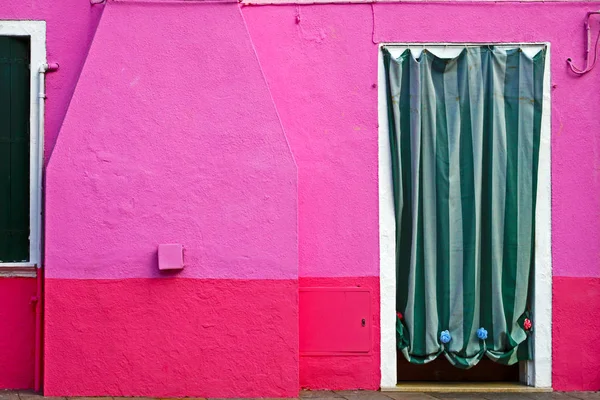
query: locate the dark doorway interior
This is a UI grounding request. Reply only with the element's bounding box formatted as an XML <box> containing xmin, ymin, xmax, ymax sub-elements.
<box><xmin>397</xmin><ymin>352</ymin><xmax>520</xmax><ymax>382</ymax></box>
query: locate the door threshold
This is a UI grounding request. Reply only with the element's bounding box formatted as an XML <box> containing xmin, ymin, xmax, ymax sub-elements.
<box><xmin>385</xmin><ymin>382</ymin><xmax>552</xmax><ymax>393</ymax></box>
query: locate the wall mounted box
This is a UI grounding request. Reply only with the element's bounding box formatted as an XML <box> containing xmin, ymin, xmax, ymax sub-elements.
<box><xmin>158</xmin><ymin>244</ymin><xmax>184</xmax><ymax>270</ymax></box>
<box><xmin>299</xmin><ymin>287</ymin><xmax>371</xmax><ymax>355</ymax></box>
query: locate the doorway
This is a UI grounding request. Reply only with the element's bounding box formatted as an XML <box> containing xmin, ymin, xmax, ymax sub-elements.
<box><xmin>378</xmin><ymin>43</ymin><xmax>552</xmax><ymax>389</ymax></box>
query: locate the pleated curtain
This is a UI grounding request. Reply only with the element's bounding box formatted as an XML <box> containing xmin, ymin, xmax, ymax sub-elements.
<box><xmin>383</xmin><ymin>46</ymin><xmax>547</xmax><ymax>368</ymax></box>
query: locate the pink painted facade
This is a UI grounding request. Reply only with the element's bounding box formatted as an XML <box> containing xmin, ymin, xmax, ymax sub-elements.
<box><xmin>0</xmin><ymin>0</ymin><xmax>599</xmax><ymax>395</ymax></box>
<box><xmin>0</xmin><ymin>278</ymin><xmax>36</xmax><ymax>389</ymax></box>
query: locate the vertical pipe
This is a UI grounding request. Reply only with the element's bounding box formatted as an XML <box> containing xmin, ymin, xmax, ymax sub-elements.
<box><xmin>35</xmin><ymin>62</ymin><xmax>57</xmax><ymax>393</ymax></box>
<box><xmin>34</xmin><ymin>268</ymin><xmax>43</xmax><ymax>392</ymax></box>
<box><xmin>33</xmin><ymin>64</ymin><xmax>46</xmax><ymax>394</ymax></box>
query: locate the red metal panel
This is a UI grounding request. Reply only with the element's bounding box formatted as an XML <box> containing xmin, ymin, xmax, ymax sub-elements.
<box><xmin>299</xmin><ymin>287</ymin><xmax>371</xmax><ymax>355</ymax></box>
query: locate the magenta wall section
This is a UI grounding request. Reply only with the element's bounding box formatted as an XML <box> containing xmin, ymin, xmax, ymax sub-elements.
<box><xmin>553</xmin><ymin>277</ymin><xmax>600</xmax><ymax>391</ymax></box>
<box><xmin>0</xmin><ymin>0</ymin><xmax>598</xmax><ymax>394</ymax></box>
<box><xmin>0</xmin><ymin>1</ymin><xmax>102</xmax><ymax>390</ymax></box>
<box><xmin>0</xmin><ymin>278</ymin><xmax>36</xmax><ymax>389</ymax></box>
<box><xmin>299</xmin><ymin>278</ymin><xmax>380</xmax><ymax>390</ymax></box>
<box><xmin>45</xmin><ymin>2</ymin><xmax>297</xmax><ymax>281</ymax></box>
<box><xmin>3</xmin><ymin>1</ymin><xmax>103</xmax><ymax>164</ymax></box>
<box><xmin>244</xmin><ymin>6</ymin><xmax>379</xmax><ymax>280</ymax></box>
<box><xmin>371</xmin><ymin>3</ymin><xmax>600</xmax><ymax>280</ymax></box>
<box><xmin>243</xmin><ymin>3</ymin><xmax>600</xmax><ymax>390</ymax></box>
<box><xmin>45</xmin><ymin>278</ymin><xmax>298</xmax><ymax>397</ymax></box>
<box><xmin>243</xmin><ymin>2</ymin><xmax>600</xmax><ymax>279</ymax></box>
<box><xmin>44</xmin><ymin>1</ymin><xmax>298</xmax><ymax>396</ymax></box>
<box><xmin>243</xmin><ymin>8</ymin><xmax>382</xmax><ymax>389</ymax></box>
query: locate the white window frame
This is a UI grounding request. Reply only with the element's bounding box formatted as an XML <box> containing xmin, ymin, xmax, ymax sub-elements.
<box><xmin>378</xmin><ymin>43</ymin><xmax>552</xmax><ymax>389</ymax></box>
<box><xmin>0</xmin><ymin>21</ymin><xmax>46</xmax><ymax>277</ymax></box>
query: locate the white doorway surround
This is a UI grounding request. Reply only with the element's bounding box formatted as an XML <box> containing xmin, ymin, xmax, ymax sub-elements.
<box><xmin>378</xmin><ymin>43</ymin><xmax>552</xmax><ymax>390</ymax></box>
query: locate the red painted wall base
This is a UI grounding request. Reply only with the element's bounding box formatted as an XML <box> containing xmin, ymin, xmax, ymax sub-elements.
<box><xmin>44</xmin><ymin>278</ymin><xmax>299</xmax><ymax>397</ymax></box>
<box><xmin>0</xmin><ymin>277</ymin><xmax>36</xmax><ymax>389</ymax></box>
<box><xmin>28</xmin><ymin>275</ymin><xmax>600</xmax><ymax>393</ymax></box>
<box><xmin>299</xmin><ymin>277</ymin><xmax>380</xmax><ymax>390</ymax></box>
<box><xmin>553</xmin><ymin>276</ymin><xmax>600</xmax><ymax>391</ymax></box>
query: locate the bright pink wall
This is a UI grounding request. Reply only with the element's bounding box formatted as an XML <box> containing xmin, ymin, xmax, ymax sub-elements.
<box><xmin>45</xmin><ymin>278</ymin><xmax>298</xmax><ymax>397</ymax></box>
<box><xmin>243</xmin><ymin>7</ymin><xmax>381</xmax><ymax>388</ymax></box>
<box><xmin>243</xmin><ymin>3</ymin><xmax>600</xmax><ymax>390</ymax></box>
<box><xmin>554</xmin><ymin>277</ymin><xmax>600</xmax><ymax>391</ymax></box>
<box><xmin>3</xmin><ymin>1</ymin><xmax>103</xmax><ymax>164</ymax></box>
<box><xmin>2</xmin><ymin>0</ymin><xmax>595</xmax><ymax>394</ymax></box>
<box><xmin>244</xmin><ymin>5</ymin><xmax>379</xmax><ymax>279</ymax></box>
<box><xmin>44</xmin><ymin>1</ymin><xmax>298</xmax><ymax>396</ymax></box>
<box><xmin>368</xmin><ymin>3</ymin><xmax>600</xmax><ymax>280</ymax></box>
<box><xmin>243</xmin><ymin>1</ymin><xmax>600</xmax><ymax>279</ymax></box>
<box><xmin>45</xmin><ymin>2</ymin><xmax>297</xmax><ymax>281</ymax></box>
<box><xmin>299</xmin><ymin>277</ymin><xmax>380</xmax><ymax>390</ymax></box>
<box><xmin>0</xmin><ymin>1</ymin><xmax>103</xmax><ymax>390</ymax></box>
<box><xmin>0</xmin><ymin>278</ymin><xmax>36</xmax><ymax>389</ymax></box>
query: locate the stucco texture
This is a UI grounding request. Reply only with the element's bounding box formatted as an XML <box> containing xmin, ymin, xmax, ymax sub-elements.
<box><xmin>553</xmin><ymin>277</ymin><xmax>600</xmax><ymax>391</ymax></box>
<box><xmin>242</xmin><ymin>3</ymin><xmax>600</xmax><ymax>390</ymax></box>
<box><xmin>44</xmin><ymin>278</ymin><xmax>299</xmax><ymax>397</ymax></box>
<box><xmin>43</xmin><ymin>1</ymin><xmax>298</xmax><ymax>396</ymax></box>
<box><xmin>299</xmin><ymin>277</ymin><xmax>380</xmax><ymax>390</ymax></box>
<box><xmin>2</xmin><ymin>0</ymin><xmax>103</xmax><ymax>164</ymax></box>
<box><xmin>45</xmin><ymin>2</ymin><xmax>297</xmax><ymax>280</ymax></box>
<box><xmin>33</xmin><ymin>0</ymin><xmax>600</xmax><ymax>394</ymax></box>
<box><xmin>243</xmin><ymin>2</ymin><xmax>600</xmax><ymax>279</ymax></box>
<box><xmin>0</xmin><ymin>0</ymin><xmax>102</xmax><ymax>389</ymax></box>
<box><xmin>0</xmin><ymin>278</ymin><xmax>36</xmax><ymax>389</ymax></box>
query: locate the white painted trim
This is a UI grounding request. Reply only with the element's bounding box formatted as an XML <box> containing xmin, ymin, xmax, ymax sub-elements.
<box><xmin>0</xmin><ymin>21</ymin><xmax>46</xmax><ymax>267</ymax></box>
<box><xmin>530</xmin><ymin>43</ymin><xmax>552</xmax><ymax>389</ymax></box>
<box><xmin>378</xmin><ymin>43</ymin><xmax>552</xmax><ymax>389</ymax></box>
<box><xmin>0</xmin><ymin>265</ymin><xmax>37</xmax><ymax>278</ymax></box>
<box><xmin>0</xmin><ymin>262</ymin><xmax>38</xmax><ymax>268</ymax></box>
<box><xmin>378</xmin><ymin>43</ymin><xmax>398</xmax><ymax>390</ymax></box>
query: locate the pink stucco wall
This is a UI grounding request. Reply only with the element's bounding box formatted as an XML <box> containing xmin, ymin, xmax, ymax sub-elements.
<box><xmin>44</xmin><ymin>1</ymin><xmax>298</xmax><ymax>396</ymax></box>
<box><xmin>0</xmin><ymin>1</ymin><xmax>103</xmax><ymax>389</ymax></box>
<box><xmin>3</xmin><ymin>1</ymin><xmax>103</xmax><ymax>164</ymax></box>
<box><xmin>45</xmin><ymin>278</ymin><xmax>298</xmax><ymax>397</ymax></box>
<box><xmin>554</xmin><ymin>277</ymin><xmax>600</xmax><ymax>390</ymax></box>
<box><xmin>0</xmin><ymin>278</ymin><xmax>36</xmax><ymax>389</ymax></box>
<box><xmin>299</xmin><ymin>277</ymin><xmax>380</xmax><ymax>390</ymax></box>
<box><xmin>244</xmin><ymin>5</ymin><xmax>379</xmax><ymax>280</ymax></box>
<box><xmin>2</xmin><ymin>0</ymin><xmax>600</xmax><ymax>394</ymax></box>
<box><xmin>244</xmin><ymin>3</ymin><xmax>600</xmax><ymax>390</ymax></box>
<box><xmin>243</xmin><ymin>2</ymin><xmax>600</xmax><ymax>280</ymax></box>
<box><xmin>45</xmin><ymin>2</ymin><xmax>297</xmax><ymax>281</ymax></box>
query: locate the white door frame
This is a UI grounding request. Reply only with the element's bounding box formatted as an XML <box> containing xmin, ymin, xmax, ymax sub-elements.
<box><xmin>378</xmin><ymin>43</ymin><xmax>552</xmax><ymax>389</ymax></box>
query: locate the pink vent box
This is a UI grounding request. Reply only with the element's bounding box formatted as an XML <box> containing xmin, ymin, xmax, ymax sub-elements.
<box><xmin>158</xmin><ymin>244</ymin><xmax>184</xmax><ymax>270</ymax></box>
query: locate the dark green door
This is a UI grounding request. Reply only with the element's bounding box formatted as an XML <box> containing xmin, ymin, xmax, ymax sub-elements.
<box><xmin>0</xmin><ymin>36</ymin><xmax>30</xmax><ymax>262</ymax></box>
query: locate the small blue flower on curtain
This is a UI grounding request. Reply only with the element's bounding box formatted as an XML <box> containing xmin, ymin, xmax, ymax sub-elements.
<box><xmin>440</xmin><ymin>330</ymin><xmax>452</xmax><ymax>344</ymax></box>
<box><xmin>477</xmin><ymin>327</ymin><xmax>488</xmax><ymax>340</ymax></box>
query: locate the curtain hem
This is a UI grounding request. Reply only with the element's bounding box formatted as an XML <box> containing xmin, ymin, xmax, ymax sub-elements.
<box><xmin>396</xmin><ymin>315</ymin><xmax>532</xmax><ymax>369</ymax></box>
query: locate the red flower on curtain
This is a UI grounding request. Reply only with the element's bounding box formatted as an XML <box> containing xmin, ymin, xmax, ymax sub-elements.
<box><xmin>523</xmin><ymin>318</ymin><xmax>532</xmax><ymax>331</ymax></box>
<box><xmin>397</xmin><ymin>312</ymin><xmax>403</xmax><ymax>320</ymax></box>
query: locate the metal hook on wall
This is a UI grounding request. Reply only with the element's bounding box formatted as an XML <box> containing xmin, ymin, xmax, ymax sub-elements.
<box><xmin>567</xmin><ymin>11</ymin><xmax>600</xmax><ymax>75</ymax></box>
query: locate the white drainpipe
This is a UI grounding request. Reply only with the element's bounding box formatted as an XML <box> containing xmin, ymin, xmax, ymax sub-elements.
<box><xmin>34</xmin><ymin>61</ymin><xmax>58</xmax><ymax>393</ymax></box>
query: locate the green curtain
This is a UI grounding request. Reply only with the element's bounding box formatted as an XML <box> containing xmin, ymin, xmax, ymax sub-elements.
<box><xmin>383</xmin><ymin>46</ymin><xmax>546</xmax><ymax>369</ymax></box>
